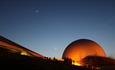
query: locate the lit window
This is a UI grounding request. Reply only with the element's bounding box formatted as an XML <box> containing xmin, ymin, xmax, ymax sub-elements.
<box><xmin>20</xmin><ymin>51</ymin><xmax>28</xmax><ymax>56</ymax></box>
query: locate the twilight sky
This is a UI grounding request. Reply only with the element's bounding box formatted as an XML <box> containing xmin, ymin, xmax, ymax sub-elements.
<box><xmin>0</xmin><ymin>0</ymin><xmax>114</xmax><ymax>58</ymax></box>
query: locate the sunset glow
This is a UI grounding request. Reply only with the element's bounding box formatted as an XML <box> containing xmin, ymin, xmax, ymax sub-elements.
<box><xmin>72</xmin><ymin>62</ymin><xmax>81</xmax><ymax>66</ymax></box>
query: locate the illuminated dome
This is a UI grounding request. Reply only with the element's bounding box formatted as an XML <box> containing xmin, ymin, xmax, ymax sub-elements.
<box><xmin>62</xmin><ymin>39</ymin><xmax>106</xmax><ymax>63</ymax></box>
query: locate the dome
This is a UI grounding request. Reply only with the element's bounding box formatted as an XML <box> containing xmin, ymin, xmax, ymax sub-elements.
<box><xmin>62</xmin><ymin>39</ymin><xmax>106</xmax><ymax>62</ymax></box>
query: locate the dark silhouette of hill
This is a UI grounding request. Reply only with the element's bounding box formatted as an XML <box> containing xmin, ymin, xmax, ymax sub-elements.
<box><xmin>81</xmin><ymin>56</ymin><xmax>115</xmax><ymax>70</ymax></box>
<box><xmin>0</xmin><ymin>47</ymin><xmax>91</xmax><ymax>70</ymax></box>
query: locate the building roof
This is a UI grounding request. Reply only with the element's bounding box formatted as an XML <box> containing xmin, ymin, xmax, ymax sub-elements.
<box><xmin>0</xmin><ymin>35</ymin><xmax>44</xmax><ymax>58</ymax></box>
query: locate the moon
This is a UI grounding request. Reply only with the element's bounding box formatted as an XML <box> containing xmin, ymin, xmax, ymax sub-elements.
<box><xmin>35</xmin><ymin>9</ymin><xmax>39</xmax><ymax>13</ymax></box>
<box><xmin>62</xmin><ymin>39</ymin><xmax>106</xmax><ymax>64</ymax></box>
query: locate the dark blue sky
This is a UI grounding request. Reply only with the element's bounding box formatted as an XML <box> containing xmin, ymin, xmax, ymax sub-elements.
<box><xmin>0</xmin><ymin>0</ymin><xmax>114</xmax><ymax>58</ymax></box>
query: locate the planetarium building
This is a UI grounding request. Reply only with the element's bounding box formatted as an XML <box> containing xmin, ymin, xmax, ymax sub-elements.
<box><xmin>62</xmin><ymin>39</ymin><xmax>106</xmax><ymax>64</ymax></box>
<box><xmin>0</xmin><ymin>35</ymin><xmax>43</xmax><ymax>58</ymax></box>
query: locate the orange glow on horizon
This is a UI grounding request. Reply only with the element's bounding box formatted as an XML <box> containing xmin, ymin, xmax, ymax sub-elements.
<box><xmin>72</xmin><ymin>61</ymin><xmax>81</xmax><ymax>66</ymax></box>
